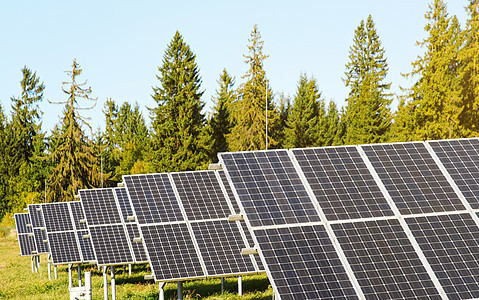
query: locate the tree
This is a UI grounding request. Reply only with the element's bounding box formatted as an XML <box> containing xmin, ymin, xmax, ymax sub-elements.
<box><xmin>47</xmin><ymin>59</ymin><xmax>98</xmax><ymax>202</ymax></box>
<box><xmin>284</xmin><ymin>74</ymin><xmax>326</xmax><ymax>148</ymax></box>
<box><xmin>323</xmin><ymin>101</ymin><xmax>341</xmax><ymax>146</ymax></box>
<box><xmin>392</xmin><ymin>0</ymin><xmax>463</xmax><ymax>141</ymax></box>
<box><xmin>343</xmin><ymin>15</ymin><xmax>392</xmax><ymax>145</ymax></box>
<box><xmin>208</xmin><ymin>69</ymin><xmax>235</xmax><ymax>161</ymax></box>
<box><xmin>228</xmin><ymin>25</ymin><xmax>280</xmax><ymax>151</ymax></box>
<box><xmin>0</xmin><ymin>105</ymin><xmax>10</xmax><ymax>219</ymax></box>
<box><xmin>149</xmin><ymin>31</ymin><xmax>209</xmax><ymax>172</ymax></box>
<box><xmin>457</xmin><ymin>0</ymin><xmax>479</xmax><ymax>136</ymax></box>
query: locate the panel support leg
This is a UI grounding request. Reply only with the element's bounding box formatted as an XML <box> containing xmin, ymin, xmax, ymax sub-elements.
<box><xmin>111</xmin><ymin>266</ymin><xmax>116</xmax><ymax>300</ymax></box>
<box><xmin>78</xmin><ymin>263</ymin><xmax>82</xmax><ymax>287</ymax></box>
<box><xmin>177</xmin><ymin>281</ymin><xmax>183</xmax><ymax>300</ymax></box>
<box><xmin>68</xmin><ymin>264</ymin><xmax>72</xmax><ymax>289</ymax></box>
<box><xmin>159</xmin><ymin>282</ymin><xmax>165</xmax><ymax>300</ymax></box>
<box><xmin>54</xmin><ymin>264</ymin><xmax>57</xmax><ymax>279</ymax></box>
<box><xmin>48</xmin><ymin>257</ymin><xmax>51</xmax><ymax>280</ymax></box>
<box><xmin>31</xmin><ymin>256</ymin><xmax>34</xmax><ymax>273</ymax></box>
<box><xmin>238</xmin><ymin>276</ymin><xmax>243</xmax><ymax>296</ymax></box>
<box><xmin>85</xmin><ymin>271</ymin><xmax>92</xmax><ymax>300</ymax></box>
<box><xmin>103</xmin><ymin>266</ymin><xmax>108</xmax><ymax>300</ymax></box>
<box><xmin>221</xmin><ymin>277</ymin><xmax>225</xmax><ymax>294</ymax></box>
<box><xmin>129</xmin><ymin>264</ymin><xmax>132</xmax><ymax>276</ymax></box>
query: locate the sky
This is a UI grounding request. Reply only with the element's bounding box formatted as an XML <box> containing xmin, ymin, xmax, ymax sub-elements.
<box><xmin>0</xmin><ymin>1</ymin><xmax>469</xmax><ymax>134</ymax></box>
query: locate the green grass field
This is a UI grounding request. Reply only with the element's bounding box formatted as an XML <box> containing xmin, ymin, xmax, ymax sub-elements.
<box><xmin>0</xmin><ymin>228</ymin><xmax>273</xmax><ymax>299</ymax></box>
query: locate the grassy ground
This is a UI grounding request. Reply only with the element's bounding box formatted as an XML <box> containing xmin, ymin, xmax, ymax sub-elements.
<box><xmin>0</xmin><ymin>228</ymin><xmax>273</xmax><ymax>299</ymax></box>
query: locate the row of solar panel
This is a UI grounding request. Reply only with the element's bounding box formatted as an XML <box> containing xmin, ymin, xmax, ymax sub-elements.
<box><xmin>15</xmin><ymin>169</ymin><xmax>264</xmax><ymax>283</ymax></box>
<box><xmin>218</xmin><ymin>138</ymin><xmax>479</xmax><ymax>299</ymax></box>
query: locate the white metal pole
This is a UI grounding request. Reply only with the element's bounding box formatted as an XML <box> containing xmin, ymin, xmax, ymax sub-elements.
<box><xmin>111</xmin><ymin>266</ymin><xmax>116</xmax><ymax>300</ymax></box>
<box><xmin>265</xmin><ymin>86</ymin><xmax>268</xmax><ymax>150</ymax></box>
<box><xmin>101</xmin><ymin>156</ymin><xmax>103</xmax><ymax>188</ymax></box>
<box><xmin>221</xmin><ymin>277</ymin><xmax>225</xmax><ymax>294</ymax></box>
<box><xmin>48</xmin><ymin>258</ymin><xmax>51</xmax><ymax>280</ymax></box>
<box><xmin>238</xmin><ymin>276</ymin><xmax>243</xmax><ymax>296</ymax></box>
<box><xmin>103</xmin><ymin>266</ymin><xmax>108</xmax><ymax>300</ymax></box>
<box><xmin>177</xmin><ymin>281</ymin><xmax>183</xmax><ymax>300</ymax></box>
<box><xmin>85</xmin><ymin>271</ymin><xmax>92</xmax><ymax>300</ymax></box>
<box><xmin>129</xmin><ymin>264</ymin><xmax>132</xmax><ymax>276</ymax></box>
<box><xmin>68</xmin><ymin>264</ymin><xmax>72</xmax><ymax>289</ymax></box>
<box><xmin>54</xmin><ymin>264</ymin><xmax>57</xmax><ymax>279</ymax></box>
<box><xmin>78</xmin><ymin>263</ymin><xmax>82</xmax><ymax>287</ymax></box>
<box><xmin>159</xmin><ymin>282</ymin><xmax>165</xmax><ymax>300</ymax></box>
<box><xmin>37</xmin><ymin>255</ymin><xmax>40</xmax><ymax>269</ymax></box>
<box><xmin>31</xmin><ymin>256</ymin><xmax>34</xmax><ymax>273</ymax></box>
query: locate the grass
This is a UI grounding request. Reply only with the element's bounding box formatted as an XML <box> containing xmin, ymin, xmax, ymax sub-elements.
<box><xmin>0</xmin><ymin>228</ymin><xmax>273</xmax><ymax>299</ymax></box>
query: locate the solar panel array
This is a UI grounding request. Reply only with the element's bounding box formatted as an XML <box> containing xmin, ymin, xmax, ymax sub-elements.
<box><xmin>14</xmin><ymin>213</ymin><xmax>36</xmax><ymax>256</ymax></box>
<box><xmin>123</xmin><ymin>170</ymin><xmax>262</xmax><ymax>282</ymax></box>
<box><xmin>79</xmin><ymin>188</ymin><xmax>134</xmax><ymax>266</ymax></box>
<box><xmin>28</xmin><ymin>204</ymin><xmax>50</xmax><ymax>255</ymax></box>
<box><xmin>219</xmin><ymin>138</ymin><xmax>479</xmax><ymax>300</ymax></box>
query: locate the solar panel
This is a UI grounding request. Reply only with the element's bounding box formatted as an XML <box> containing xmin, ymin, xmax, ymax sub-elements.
<box><xmin>191</xmin><ymin>220</ymin><xmax>256</xmax><ymax>276</ymax></box>
<box><xmin>361</xmin><ymin>142</ymin><xmax>465</xmax><ymax>215</ymax></box>
<box><xmin>254</xmin><ymin>224</ymin><xmax>358</xmax><ymax>300</ymax></box>
<box><xmin>332</xmin><ymin>219</ymin><xmax>441</xmax><ymax>299</ymax></box>
<box><xmin>238</xmin><ymin>221</ymin><xmax>264</xmax><ymax>271</ymax></box>
<box><xmin>14</xmin><ymin>213</ymin><xmax>32</xmax><ymax>234</ymax></box>
<box><xmin>88</xmin><ymin>224</ymin><xmax>134</xmax><ymax>266</ymax></box>
<box><xmin>14</xmin><ymin>213</ymin><xmax>36</xmax><ymax>256</ymax></box>
<box><xmin>219</xmin><ymin>150</ymin><xmax>321</xmax><ymax>227</ymax></box>
<box><xmin>171</xmin><ymin>171</ymin><xmax>231</xmax><ymax>220</ymax></box>
<box><xmin>292</xmin><ymin>146</ymin><xmax>393</xmax><ymax>220</ymax></box>
<box><xmin>69</xmin><ymin>201</ymin><xmax>87</xmax><ymax>230</ymax></box>
<box><xmin>140</xmin><ymin>223</ymin><xmax>204</xmax><ymax>281</ymax></box>
<box><xmin>28</xmin><ymin>204</ymin><xmax>49</xmax><ymax>255</ymax></box>
<box><xmin>428</xmin><ymin>138</ymin><xmax>479</xmax><ymax>209</ymax></box>
<box><xmin>113</xmin><ymin>187</ymin><xmax>148</xmax><ymax>263</ymax></box>
<box><xmin>406</xmin><ymin>213</ymin><xmax>479</xmax><ymax>299</ymax></box>
<box><xmin>79</xmin><ymin>188</ymin><xmax>122</xmax><ymax>225</ymax></box>
<box><xmin>41</xmin><ymin>202</ymin><xmax>83</xmax><ymax>265</ymax></box>
<box><xmin>123</xmin><ymin>173</ymin><xmax>183</xmax><ymax>224</ymax></box>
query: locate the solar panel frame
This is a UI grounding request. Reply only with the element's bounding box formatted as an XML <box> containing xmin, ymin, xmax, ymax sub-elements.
<box><xmin>14</xmin><ymin>213</ymin><xmax>36</xmax><ymax>256</ymax></box>
<box><xmin>28</xmin><ymin>204</ymin><xmax>50</xmax><ymax>255</ymax></box>
<box><xmin>79</xmin><ymin>187</ymin><xmax>135</xmax><ymax>266</ymax></box>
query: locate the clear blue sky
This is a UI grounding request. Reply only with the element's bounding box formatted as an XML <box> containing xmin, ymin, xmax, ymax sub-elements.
<box><xmin>0</xmin><ymin>1</ymin><xmax>468</xmax><ymax>134</ymax></box>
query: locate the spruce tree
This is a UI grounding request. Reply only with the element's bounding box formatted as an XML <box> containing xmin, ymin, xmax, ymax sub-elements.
<box><xmin>0</xmin><ymin>105</ymin><xmax>9</xmax><ymax>218</ymax></box>
<box><xmin>458</xmin><ymin>0</ymin><xmax>479</xmax><ymax>135</ymax></box>
<box><xmin>276</xmin><ymin>93</ymin><xmax>291</xmax><ymax>149</ymax></box>
<box><xmin>208</xmin><ymin>69</ymin><xmax>235</xmax><ymax>161</ymax></box>
<box><xmin>149</xmin><ymin>31</ymin><xmax>209</xmax><ymax>172</ymax></box>
<box><xmin>393</xmin><ymin>0</ymin><xmax>463</xmax><ymax>141</ymax></box>
<box><xmin>323</xmin><ymin>101</ymin><xmax>341</xmax><ymax>146</ymax></box>
<box><xmin>284</xmin><ymin>74</ymin><xmax>326</xmax><ymax>148</ymax></box>
<box><xmin>47</xmin><ymin>59</ymin><xmax>98</xmax><ymax>202</ymax></box>
<box><xmin>228</xmin><ymin>25</ymin><xmax>280</xmax><ymax>151</ymax></box>
<box><xmin>343</xmin><ymin>15</ymin><xmax>392</xmax><ymax>145</ymax></box>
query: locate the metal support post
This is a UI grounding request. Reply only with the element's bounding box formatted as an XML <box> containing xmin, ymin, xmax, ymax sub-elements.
<box><xmin>36</xmin><ymin>255</ymin><xmax>40</xmax><ymax>269</ymax></box>
<box><xmin>103</xmin><ymin>266</ymin><xmax>108</xmax><ymax>300</ymax></box>
<box><xmin>159</xmin><ymin>282</ymin><xmax>165</xmax><ymax>300</ymax></box>
<box><xmin>48</xmin><ymin>257</ymin><xmax>51</xmax><ymax>280</ymax></box>
<box><xmin>129</xmin><ymin>264</ymin><xmax>132</xmax><ymax>276</ymax></box>
<box><xmin>68</xmin><ymin>264</ymin><xmax>72</xmax><ymax>289</ymax></box>
<box><xmin>123</xmin><ymin>265</ymin><xmax>126</xmax><ymax>273</ymax></box>
<box><xmin>177</xmin><ymin>281</ymin><xmax>183</xmax><ymax>300</ymax></box>
<box><xmin>54</xmin><ymin>264</ymin><xmax>57</xmax><ymax>279</ymax></box>
<box><xmin>31</xmin><ymin>256</ymin><xmax>34</xmax><ymax>273</ymax></box>
<box><xmin>238</xmin><ymin>276</ymin><xmax>243</xmax><ymax>296</ymax></box>
<box><xmin>78</xmin><ymin>263</ymin><xmax>82</xmax><ymax>287</ymax></box>
<box><xmin>221</xmin><ymin>277</ymin><xmax>225</xmax><ymax>294</ymax></box>
<box><xmin>111</xmin><ymin>266</ymin><xmax>116</xmax><ymax>300</ymax></box>
<box><xmin>85</xmin><ymin>271</ymin><xmax>92</xmax><ymax>300</ymax></box>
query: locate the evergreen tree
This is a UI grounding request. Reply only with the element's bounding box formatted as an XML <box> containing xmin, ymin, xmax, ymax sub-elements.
<box><xmin>343</xmin><ymin>15</ymin><xmax>392</xmax><ymax>144</ymax></box>
<box><xmin>228</xmin><ymin>25</ymin><xmax>280</xmax><ymax>151</ymax></box>
<box><xmin>101</xmin><ymin>99</ymin><xmax>120</xmax><ymax>186</ymax></box>
<box><xmin>47</xmin><ymin>59</ymin><xmax>98</xmax><ymax>202</ymax></box>
<box><xmin>208</xmin><ymin>69</ymin><xmax>235</xmax><ymax>161</ymax></box>
<box><xmin>149</xmin><ymin>31</ymin><xmax>209</xmax><ymax>172</ymax></box>
<box><xmin>276</xmin><ymin>93</ymin><xmax>291</xmax><ymax>149</ymax></box>
<box><xmin>393</xmin><ymin>0</ymin><xmax>463</xmax><ymax>141</ymax></box>
<box><xmin>323</xmin><ymin>101</ymin><xmax>341</xmax><ymax>146</ymax></box>
<box><xmin>284</xmin><ymin>74</ymin><xmax>326</xmax><ymax>148</ymax></box>
<box><xmin>458</xmin><ymin>0</ymin><xmax>479</xmax><ymax>135</ymax></box>
<box><xmin>0</xmin><ymin>105</ymin><xmax>10</xmax><ymax>219</ymax></box>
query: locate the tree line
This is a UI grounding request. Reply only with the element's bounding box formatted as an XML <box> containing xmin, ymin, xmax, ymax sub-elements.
<box><xmin>1</xmin><ymin>0</ymin><xmax>478</xmax><ymax>223</ymax></box>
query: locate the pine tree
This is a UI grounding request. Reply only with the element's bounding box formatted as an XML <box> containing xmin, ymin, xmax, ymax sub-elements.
<box><xmin>393</xmin><ymin>0</ymin><xmax>463</xmax><ymax>141</ymax></box>
<box><xmin>0</xmin><ymin>105</ymin><xmax>10</xmax><ymax>218</ymax></box>
<box><xmin>323</xmin><ymin>101</ymin><xmax>341</xmax><ymax>146</ymax></box>
<box><xmin>458</xmin><ymin>0</ymin><xmax>479</xmax><ymax>135</ymax></box>
<box><xmin>47</xmin><ymin>59</ymin><xmax>98</xmax><ymax>202</ymax></box>
<box><xmin>101</xmin><ymin>99</ymin><xmax>120</xmax><ymax>186</ymax></box>
<box><xmin>228</xmin><ymin>25</ymin><xmax>280</xmax><ymax>151</ymax></box>
<box><xmin>149</xmin><ymin>31</ymin><xmax>209</xmax><ymax>172</ymax></box>
<box><xmin>276</xmin><ymin>93</ymin><xmax>291</xmax><ymax>149</ymax></box>
<box><xmin>208</xmin><ymin>69</ymin><xmax>235</xmax><ymax>162</ymax></box>
<box><xmin>343</xmin><ymin>15</ymin><xmax>392</xmax><ymax>145</ymax></box>
<box><xmin>284</xmin><ymin>74</ymin><xmax>326</xmax><ymax>148</ymax></box>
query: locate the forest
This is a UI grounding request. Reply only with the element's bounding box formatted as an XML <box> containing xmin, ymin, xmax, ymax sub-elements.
<box><xmin>1</xmin><ymin>0</ymin><xmax>478</xmax><ymax>224</ymax></box>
